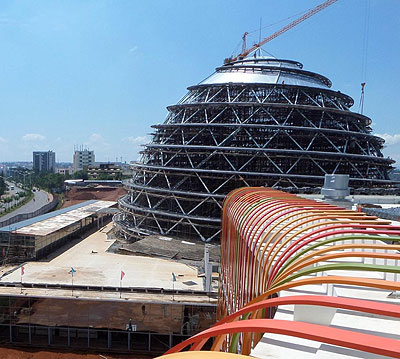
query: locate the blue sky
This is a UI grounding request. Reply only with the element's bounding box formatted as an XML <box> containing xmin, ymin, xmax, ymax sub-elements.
<box><xmin>0</xmin><ymin>0</ymin><xmax>399</xmax><ymax>165</ymax></box>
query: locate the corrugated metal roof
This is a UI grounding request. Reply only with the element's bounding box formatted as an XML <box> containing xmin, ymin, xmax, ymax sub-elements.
<box><xmin>200</xmin><ymin>70</ymin><xmax>329</xmax><ymax>89</ymax></box>
<box><xmin>199</xmin><ymin>57</ymin><xmax>331</xmax><ymax>89</ymax></box>
<box><xmin>0</xmin><ymin>200</ymin><xmax>115</xmax><ymax>235</ymax></box>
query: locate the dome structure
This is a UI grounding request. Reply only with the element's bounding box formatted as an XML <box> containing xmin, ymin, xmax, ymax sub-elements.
<box><xmin>115</xmin><ymin>56</ymin><xmax>395</xmax><ymax>242</ymax></box>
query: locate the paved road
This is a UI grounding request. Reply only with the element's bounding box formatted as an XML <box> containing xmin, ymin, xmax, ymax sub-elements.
<box><xmin>0</xmin><ymin>181</ymin><xmax>26</xmax><ymax>214</ymax></box>
<box><xmin>0</xmin><ymin>187</ymin><xmax>52</xmax><ymax>222</ymax></box>
<box><xmin>5</xmin><ymin>181</ymin><xmax>24</xmax><ymax>196</ymax></box>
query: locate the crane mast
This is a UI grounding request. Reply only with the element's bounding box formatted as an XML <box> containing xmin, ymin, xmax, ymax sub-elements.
<box><xmin>225</xmin><ymin>0</ymin><xmax>338</xmax><ymax>64</ymax></box>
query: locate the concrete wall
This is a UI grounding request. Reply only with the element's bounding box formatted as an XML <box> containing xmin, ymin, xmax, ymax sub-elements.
<box><xmin>0</xmin><ymin>197</ymin><xmax>59</xmax><ymax>228</ymax></box>
<box><xmin>0</xmin><ymin>295</ymin><xmax>216</xmax><ymax>354</ymax></box>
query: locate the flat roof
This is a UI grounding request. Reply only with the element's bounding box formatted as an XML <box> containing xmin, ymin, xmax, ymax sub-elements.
<box><xmin>0</xmin><ymin>200</ymin><xmax>116</xmax><ymax>236</ymax></box>
<box><xmin>0</xmin><ymin>223</ymin><xmax>215</xmax><ymax>303</ymax></box>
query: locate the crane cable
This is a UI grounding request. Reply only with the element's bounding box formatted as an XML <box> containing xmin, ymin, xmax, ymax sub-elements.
<box><xmin>246</xmin><ymin>8</ymin><xmax>311</xmax><ymax>36</ymax></box>
<box><xmin>359</xmin><ymin>0</ymin><xmax>371</xmax><ymax>115</ymax></box>
<box><xmin>231</xmin><ymin>7</ymin><xmax>311</xmax><ymax>58</ymax></box>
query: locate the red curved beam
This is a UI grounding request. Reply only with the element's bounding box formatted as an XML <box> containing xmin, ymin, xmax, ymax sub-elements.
<box><xmin>165</xmin><ymin>319</ymin><xmax>400</xmax><ymax>358</ymax></box>
<box><xmin>216</xmin><ymin>295</ymin><xmax>400</xmax><ymax>326</ymax></box>
<box><xmin>168</xmin><ymin>295</ymin><xmax>400</xmax><ymax>354</ymax></box>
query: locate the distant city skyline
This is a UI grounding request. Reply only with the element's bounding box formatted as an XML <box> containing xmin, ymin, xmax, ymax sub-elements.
<box><xmin>0</xmin><ymin>1</ymin><xmax>399</xmax><ymax>166</ymax></box>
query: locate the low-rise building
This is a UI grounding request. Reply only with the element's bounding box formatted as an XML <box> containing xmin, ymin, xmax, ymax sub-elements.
<box><xmin>87</xmin><ymin>163</ymin><xmax>122</xmax><ymax>180</ymax></box>
<box><xmin>56</xmin><ymin>167</ymin><xmax>74</xmax><ymax>176</ymax></box>
<box><xmin>0</xmin><ymin>200</ymin><xmax>116</xmax><ymax>262</ymax></box>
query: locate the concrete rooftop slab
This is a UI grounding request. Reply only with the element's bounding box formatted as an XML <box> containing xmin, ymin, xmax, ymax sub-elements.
<box><xmin>0</xmin><ymin>222</ymin><xmax>210</xmax><ymax>302</ymax></box>
<box><xmin>13</xmin><ymin>200</ymin><xmax>116</xmax><ymax>236</ymax></box>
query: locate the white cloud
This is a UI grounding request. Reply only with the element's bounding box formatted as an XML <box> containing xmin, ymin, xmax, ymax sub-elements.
<box><xmin>375</xmin><ymin>133</ymin><xmax>400</xmax><ymax>146</ymax></box>
<box><xmin>85</xmin><ymin>133</ymin><xmax>111</xmax><ymax>154</ymax></box>
<box><xmin>126</xmin><ymin>135</ymin><xmax>149</xmax><ymax>145</ymax></box>
<box><xmin>129</xmin><ymin>46</ymin><xmax>138</xmax><ymax>53</ymax></box>
<box><xmin>89</xmin><ymin>133</ymin><xmax>104</xmax><ymax>143</ymax></box>
<box><xmin>22</xmin><ymin>133</ymin><xmax>45</xmax><ymax>141</ymax></box>
<box><xmin>0</xmin><ymin>136</ymin><xmax>6</xmax><ymax>144</ymax></box>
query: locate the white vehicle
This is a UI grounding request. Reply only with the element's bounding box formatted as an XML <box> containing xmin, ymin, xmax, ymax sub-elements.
<box><xmin>10</xmin><ymin>186</ymin><xmax>14</xmax><ymax>190</ymax></box>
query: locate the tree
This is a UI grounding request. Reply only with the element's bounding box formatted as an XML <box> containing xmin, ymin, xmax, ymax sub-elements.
<box><xmin>31</xmin><ymin>172</ymin><xmax>69</xmax><ymax>193</ymax></box>
<box><xmin>0</xmin><ymin>176</ymin><xmax>5</xmax><ymax>196</ymax></box>
<box><xmin>72</xmin><ymin>170</ymin><xmax>88</xmax><ymax>180</ymax></box>
<box><xmin>97</xmin><ymin>173</ymin><xmax>114</xmax><ymax>180</ymax></box>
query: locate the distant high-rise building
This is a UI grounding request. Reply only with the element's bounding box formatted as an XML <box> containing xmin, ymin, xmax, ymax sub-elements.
<box><xmin>33</xmin><ymin>151</ymin><xmax>56</xmax><ymax>173</ymax></box>
<box><xmin>73</xmin><ymin>148</ymin><xmax>95</xmax><ymax>173</ymax></box>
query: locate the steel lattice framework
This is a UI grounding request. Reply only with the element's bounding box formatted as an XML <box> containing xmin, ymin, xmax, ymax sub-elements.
<box><xmin>116</xmin><ymin>57</ymin><xmax>395</xmax><ymax>242</ymax></box>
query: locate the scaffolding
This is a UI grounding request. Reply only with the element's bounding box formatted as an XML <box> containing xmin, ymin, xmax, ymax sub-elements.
<box><xmin>116</xmin><ymin>57</ymin><xmax>395</xmax><ymax>242</ymax></box>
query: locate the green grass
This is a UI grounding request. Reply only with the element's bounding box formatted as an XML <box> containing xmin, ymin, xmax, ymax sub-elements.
<box><xmin>54</xmin><ymin>193</ymin><xmax>64</xmax><ymax>211</ymax></box>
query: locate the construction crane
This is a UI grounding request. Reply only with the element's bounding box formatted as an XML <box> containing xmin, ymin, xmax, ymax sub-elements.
<box><xmin>241</xmin><ymin>32</ymin><xmax>249</xmax><ymax>54</ymax></box>
<box><xmin>225</xmin><ymin>0</ymin><xmax>338</xmax><ymax>64</ymax></box>
<box><xmin>359</xmin><ymin>82</ymin><xmax>366</xmax><ymax>114</ymax></box>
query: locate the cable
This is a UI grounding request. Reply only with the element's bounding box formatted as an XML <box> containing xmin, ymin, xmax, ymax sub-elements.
<box><xmin>361</xmin><ymin>0</ymin><xmax>370</xmax><ymax>82</ymax></box>
<box><xmin>246</xmin><ymin>8</ymin><xmax>312</xmax><ymax>35</ymax></box>
<box><xmin>235</xmin><ymin>6</ymin><xmax>312</xmax><ymax>56</ymax></box>
<box><xmin>359</xmin><ymin>0</ymin><xmax>370</xmax><ymax>114</ymax></box>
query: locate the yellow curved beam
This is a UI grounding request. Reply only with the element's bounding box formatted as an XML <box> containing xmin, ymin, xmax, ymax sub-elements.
<box><xmin>156</xmin><ymin>351</ymin><xmax>252</xmax><ymax>359</ymax></box>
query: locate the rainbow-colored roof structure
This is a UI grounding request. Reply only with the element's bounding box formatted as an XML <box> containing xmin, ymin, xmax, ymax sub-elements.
<box><xmin>157</xmin><ymin>188</ymin><xmax>400</xmax><ymax>358</ymax></box>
